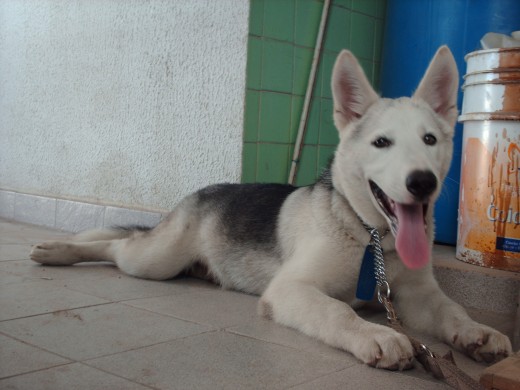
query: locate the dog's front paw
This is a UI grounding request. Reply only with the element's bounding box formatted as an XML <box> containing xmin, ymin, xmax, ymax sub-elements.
<box><xmin>352</xmin><ymin>324</ymin><xmax>414</xmax><ymax>370</ymax></box>
<box><xmin>451</xmin><ymin>323</ymin><xmax>512</xmax><ymax>363</ymax></box>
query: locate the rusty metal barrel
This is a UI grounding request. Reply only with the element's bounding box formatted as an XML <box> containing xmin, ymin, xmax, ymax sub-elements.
<box><xmin>457</xmin><ymin>48</ymin><xmax>520</xmax><ymax>272</ymax></box>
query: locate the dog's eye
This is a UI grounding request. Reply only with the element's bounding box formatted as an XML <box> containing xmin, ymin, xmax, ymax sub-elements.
<box><xmin>372</xmin><ymin>137</ymin><xmax>392</xmax><ymax>148</ymax></box>
<box><xmin>423</xmin><ymin>134</ymin><xmax>437</xmax><ymax>146</ymax></box>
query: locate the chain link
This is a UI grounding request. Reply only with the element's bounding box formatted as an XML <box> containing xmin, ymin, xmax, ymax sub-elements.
<box><xmin>362</xmin><ymin>224</ymin><xmax>390</xmax><ymax>303</ymax></box>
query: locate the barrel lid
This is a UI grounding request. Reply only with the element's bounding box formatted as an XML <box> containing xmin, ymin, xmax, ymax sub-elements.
<box><xmin>459</xmin><ymin>112</ymin><xmax>520</xmax><ymax>122</ymax></box>
<box><xmin>465</xmin><ymin>47</ymin><xmax>520</xmax><ymax>62</ymax></box>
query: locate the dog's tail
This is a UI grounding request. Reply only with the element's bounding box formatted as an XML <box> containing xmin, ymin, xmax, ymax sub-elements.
<box><xmin>70</xmin><ymin>224</ymin><xmax>155</xmax><ymax>243</ymax></box>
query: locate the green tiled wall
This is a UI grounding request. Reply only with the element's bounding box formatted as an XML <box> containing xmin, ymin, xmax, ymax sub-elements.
<box><xmin>242</xmin><ymin>0</ymin><xmax>386</xmax><ymax>186</ymax></box>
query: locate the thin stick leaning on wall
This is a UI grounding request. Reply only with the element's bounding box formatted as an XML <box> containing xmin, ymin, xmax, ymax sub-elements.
<box><xmin>288</xmin><ymin>0</ymin><xmax>331</xmax><ymax>185</ymax></box>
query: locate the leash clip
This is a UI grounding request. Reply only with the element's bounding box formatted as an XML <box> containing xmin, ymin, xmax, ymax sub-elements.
<box><xmin>419</xmin><ymin>343</ymin><xmax>435</xmax><ymax>358</ymax></box>
<box><xmin>377</xmin><ymin>280</ymin><xmax>391</xmax><ymax>303</ymax></box>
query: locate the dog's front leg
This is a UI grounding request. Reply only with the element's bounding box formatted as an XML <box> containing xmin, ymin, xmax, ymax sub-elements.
<box><xmin>393</xmin><ymin>268</ymin><xmax>512</xmax><ymax>363</ymax></box>
<box><xmin>259</xmin><ymin>273</ymin><xmax>414</xmax><ymax>370</ymax></box>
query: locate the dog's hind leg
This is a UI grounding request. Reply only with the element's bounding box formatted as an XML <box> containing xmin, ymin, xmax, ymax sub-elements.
<box><xmin>30</xmin><ymin>226</ymin><xmax>135</xmax><ymax>266</ymax></box>
<box><xmin>30</xmin><ymin>239</ymin><xmax>118</xmax><ymax>266</ymax></box>
<box><xmin>31</xmin><ymin>212</ymin><xmax>199</xmax><ymax>280</ymax></box>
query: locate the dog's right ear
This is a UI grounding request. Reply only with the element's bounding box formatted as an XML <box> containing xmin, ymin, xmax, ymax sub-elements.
<box><xmin>331</xmin><ymin>50</ymin><xmax>379</xmax><ymax>130</ymax></box>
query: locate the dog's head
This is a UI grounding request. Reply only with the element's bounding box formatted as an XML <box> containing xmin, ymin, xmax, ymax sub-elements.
<box><xmin>330</xmin><ymin>46</ymin><xmax>458</xmax><ymax>269</ymax></box>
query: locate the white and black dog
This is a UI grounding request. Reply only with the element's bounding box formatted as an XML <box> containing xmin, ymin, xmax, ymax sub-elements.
<box><xmin>31</xmin><ymin>46</ymin><xmax>512</xmax><ymax>370</ymax></box>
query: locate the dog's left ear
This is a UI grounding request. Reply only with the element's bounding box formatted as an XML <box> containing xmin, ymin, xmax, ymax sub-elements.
<box><xmin>413</xmin><ymin>46</ymin><xmax>459</xmax><ymax>128</ymax></box>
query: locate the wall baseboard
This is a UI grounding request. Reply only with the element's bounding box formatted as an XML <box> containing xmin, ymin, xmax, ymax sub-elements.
<box><xmin>0</xmin><ymin>190</ymin><xmax>164</xmax><ymax>233</ymax></box>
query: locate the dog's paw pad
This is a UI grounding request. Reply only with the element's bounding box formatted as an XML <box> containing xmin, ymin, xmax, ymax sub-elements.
<box><xmin>452</xmin><ymin>324</ymin><xmax>512</xmax><ymax>363</ymax></box>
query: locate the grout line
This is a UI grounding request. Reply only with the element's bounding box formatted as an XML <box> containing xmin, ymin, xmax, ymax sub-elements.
<box><xmin>0</xmin><ymin>302</ymin><xmax>112</xmax><ymax>324</ymax></box>
<box><xmin>80</xmin><ymin>328</ymin><xmax>219</xmax><ymax>364</ymax></box>
<box><xmin>284</xmin><ymin>364</ymin><xmax>359</xmax><ymax>389</ymax></box>
<box><xmin>0</xmin><ymin>329</ymin><xmax>75</xmax><ymax>362</ymax></box>
<box><xmin>0</xmin><ymin>361</ymin><xmax>73</xmax><ymax>382</ymax></box>
<box><xmin>76</xmin><ymin>362</ymin><xmax>160</xmax><ymax>390</ymax></box>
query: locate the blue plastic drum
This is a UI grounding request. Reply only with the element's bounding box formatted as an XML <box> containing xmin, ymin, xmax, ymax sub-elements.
<box><xmin>380</xmin><ymin>0</ymin><xmax>520</xmax><ymax>244</ymax></box>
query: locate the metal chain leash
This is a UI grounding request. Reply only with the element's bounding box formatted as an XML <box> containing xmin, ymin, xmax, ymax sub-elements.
<box><xmin>367</xmin><ymin>226</ymin><xmax>390</xmax><ymax>301</ymax></box>
<box><xmin>362</xmin><ymin>223</ymin><xmax>391</xmax><ymax>307</ymax></box>
<box><xmin>361</xmin><ymin>222</ymin><xmax>484</xmax><ymax>389</ymax></box>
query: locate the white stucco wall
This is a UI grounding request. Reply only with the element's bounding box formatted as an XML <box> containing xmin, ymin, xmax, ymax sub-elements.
<box><xmin>0</xmin><ymin>0</ymin><xmax>249</xmax><ymax>211</ymax></box>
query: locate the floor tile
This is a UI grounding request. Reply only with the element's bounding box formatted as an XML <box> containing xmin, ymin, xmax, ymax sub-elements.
<box><xmin>0</xmin><ymin>259</ymin><xmax>121</xmax><ymax>284</ymax></box>
<box><xmin>0</xmin><ymin>333</ymin><xmax>70</xmax><ymax>379</ymax></box>
<box><xmin>124</xmin><ymin>287</ymin><xmax>259</xmax><ymax>328</ymax></box>
<box><xmin>291</xmin><ymin>363</ymin><xmax>448</xmax><ymax>389</ymax></box>
<box><xmin>86</xmin><ymin>331</ymin><xmax>352</xmax><ymax>390</ymax></box>
<box><xmin>0</xmin><ymin>220</ymin><xmax>68</xmax><ymax>244</ymax></box>
<box><xmin>0</xmin><ymin>303</ymin><xmax>212</xmax><ymax>361</ymax></box>
<box><xmin>0</xmin><ymin>363</ymin><xmax>150</xmax><ymax>390</ymax></box>
<box><xmin>0</xmin><ymin>280</ymin><xmax>108</xmax><ymax>321</ymax></box>
<box><xmin>228</xmin><ymin>317</ymin><xmax>358</xmax><ymax>363</ymax></box>
<box><xmin>0</xmin><ymin>244</ymin><xmax>32</xmax><ymax>261</ymax></box>
<box><xmin>0</xmin><ymin>261</ymin><xmax>43</xmax><ymax>285</ymax></box>
<box><xmin>64</xmin><ymin>272</ymin><xmax>214</xmax><ymax>302</ymax></box>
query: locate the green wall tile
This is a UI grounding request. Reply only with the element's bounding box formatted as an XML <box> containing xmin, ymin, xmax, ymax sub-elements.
<box><xmin>249</xmin><ymin>0</ymin><xmax>265</xmax><ymax>36</ymax></box>
<box><xmin>246</xmin><ymin>38</ymin><xmax>263</xmax><ymax>90</ymax></box>
<box><xmin>295</xmin><ymin>145</ymin><xmax>318</xmax><ymax>186</ymax></box>
<box><xmin>318</xmin><ymin>145</ymin><xmax>337</xmax><ymax>171</ymax></box>
<box><xmin>374</xmin><ymin>19</ymin><xmax>384</xmax><ymax>62</ymax></box>
<box><xmin>291</xmin><ymin>96</ymin><xmax>325</xmax><ymax>147</ymax></box>
<box><xmin>290</xmin><ymin>95</ymin><xmax>303</xmax><ymax>143</ymax></box>
<box><xmin>295</xmin><ymin>0</ymin><xmax>323</xmax><ymax>48</ymax></box>
<box><xmin>304</xmin><ymin>97</ymin><xmax>320</xmax><ymax>145</ymax></box>
<box><xmin>313</xmin><ymin>53</ymin><xmax>324</xmax><ymax>98</ymax></box>
<box><xmin>262</xmin><ymin>40</ymin><xmax>294</xmax><ymax>93</ymax></box>
<box><xmin>263</xmin><ymin>0</ymin><xmax>295</xmax><ymax>42</ymax></box>
<box><xmin>373</xmin><ymin>61</ymin><xmax>381</xmax><ymax>92</ymax></box>
<box><xmin>293</xmin><ymin>46</ymin><xmax>313</xmax><ymax>96</ymax></box>
<box><xmin>257</xmin><ymin>143</ymin><xmax>290</xmax><ymax>183</ymax></box>
<box><xmin>320</xmin><ymin>52</ymin><xmax>337</xmax><ymax>99</ymax></box>
<box><xmin>350</xmin><ymin>13</ymin><xmax>375</xmax><ymax>60</ymax></box>
<box><xmin>258</xmin><ymin>92</ymin><xmax>292</xmax><ymax>143</ymax></box>
<box><xmin>319</xmin><ymin>98</ymin><xmax>338</xmax><ymax>145</ymax></box>
<box><xmin>376</xmin><ymin>0</ymin><xmax>386</xmax><ymax>19</ymax></box>
<box><xmin>241</xmin><ymin>143</ymin><xmax>258</xmax><ymax>183</ymax></box>
<box><xmin>244</xmin><ymin>90</ymin><xmax>260</xmax><ymax>143</ymax></box>
<box><xmin>324</xmin><ymin>6</ymin><xmax>350</xmax><ymax>53</ymax></box>
<box><xmin>359</xmin><ymin>58</ymin><xmax>374</xmax><ymax>85</ymax></box>
<box><xmin>352</xmin><ymin>0</ymin><xmax>378</xmax><ymax>15</ymax></box>
<box><xmin>334</xmin><ymin>0</ymin><xmax>352</xmax><ymax>9</ymax></box>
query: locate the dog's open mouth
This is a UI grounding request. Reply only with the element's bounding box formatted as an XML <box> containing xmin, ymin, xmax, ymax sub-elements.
<box><xmin>369</xmin><ymin>180</ymin><xmax>430</xmax><ymax>270</ymax></box>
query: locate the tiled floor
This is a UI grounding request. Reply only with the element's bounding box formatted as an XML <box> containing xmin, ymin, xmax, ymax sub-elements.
<box><xmin>0</xmin><ymin>219</ymin><xmax>511</xmax><ymax>389</ymax></box>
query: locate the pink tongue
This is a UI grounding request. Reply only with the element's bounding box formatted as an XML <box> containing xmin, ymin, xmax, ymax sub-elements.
<box><xmin>394</xmin><ymin>203</ymin><xmax>430</xmax><ymax>269</ymax></box>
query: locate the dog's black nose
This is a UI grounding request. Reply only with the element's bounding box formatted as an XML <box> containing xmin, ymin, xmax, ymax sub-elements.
<box><xmin>406</xmin><ymin>170</ymin><xmax>437</xmax><ymax>200</ymax></box>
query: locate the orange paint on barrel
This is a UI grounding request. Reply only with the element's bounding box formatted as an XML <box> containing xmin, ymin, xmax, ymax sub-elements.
<box><xmin>457</xmin><ymin>122</ymin><xmax>520</xmax><ymax>272</ymax></box>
